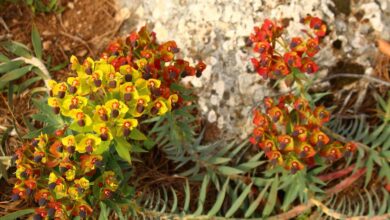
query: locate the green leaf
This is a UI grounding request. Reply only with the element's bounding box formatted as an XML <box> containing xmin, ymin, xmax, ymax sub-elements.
<box><xmin>193</xmin><ymin>173</ymin><xmax>210</xmax><ymax>215</ymax></box>
<box><xmin>98</xmin><ymin>202</ymin><xmax>109</xmax><ymax>220</ymax></box>
<box><xmin>282</xmin><ymin>182</ymin><xmax>300</xmax><ymax>210</ymax></box>
<box><xmin>115</xmin><ymin>138</ymin><xmax>131</xmax><ymax>163</ymax></box>
<box><xmin>237</xmin><ymin>161</ymin><xmax>265</xmax><ymax>172</ymax></box>
<box><xmin>365</xmin><ymin>155</ymin><xmax>374</xmax><ymax>187</ymax></box>
<box><xmin>245</xmin><ymin>181</ymin><xmax>271</xmax><ymax>218</ymax></box>
<box><xmin>208</xmin><ymin>157</ymin><xmax>231</xmax><ymax>165</ymax></box>
<box><xmin>207</xmin><ymin>178</ymin><xmax>229</xmax><ymax>216</ymax></box>
<box><xmin>31</xmin><ymin>25</ymin><xmax>42</xmax><ymax>59</ymax></box>
<box><xmin>1</xmin><ymin>41</ymin><xmax>32</xmax><ymax>58</ymax></box>
<box><xmin>0</xmin><ymin>65</ymin><xmax>33</xmax><ymax>89</ymax></box>
<box><xmin>104</xmin><ymin>200</ymin><xmax>125</xmax><ymax>220</ymax></box>
<box><xmin>183</xmin><ymin>179</ymin><xmax>190</xmax><ymax>213</ymax></box>
<box><xmin>105</xmin><ymin>151</ymin><xmax>124</xmax><ymax>180</ymax></box>
<box><xmin>1</xmin><ymin>209</ymin><xmax>35</xmax><ymax>220</ymax></box>
<box><xmin>0</xmin><ymin>53</ymin><xmax>9</xmax><ymax>62</ymax></box>
<box><xmin>0</xmin><ymin>60</ymin><xmax>24</xmax><ymax>74</ymax></box>
<box><xmin>50</xmin><ymin>61</ymin><xmax>68</xmax><ymax>71</ymax></box>
<box><xmin>217</xmin><ymin>166</ymin><xmax>244</xmax><ymax>175</ymax></box>
<box><xmin>378</xmin><ymin>188</ymin><xmax>389</xmax><ymax>215</ymax></box>
<box><xmin>263</xmin><ymin>174</ymin><xmax>279</xmax><ymax>217</ymax></box>
<box><xmin>129</xmin><ymin>128</ymin><xmax>147</xmax><ymax>140</ymax></box>
<box><xmin>225</xmin><ymin>183</ymin><xmax>253</xmax><ymax>218</ymax></box>
<box><xmin>170</xmin><ymin>187</ymin><xmax>178</xmax><ymax>213</ymax></box>
<box><xmin>18</xmin><ymin>76</ymin><xmax>41</xmax><ymax>94</ymax></box>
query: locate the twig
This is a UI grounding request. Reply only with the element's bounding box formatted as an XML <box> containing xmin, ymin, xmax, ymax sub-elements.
<box><xmin>310</xmin><ymin>198</ymin><xmax>347</xmax><ymax>219</ymax></box>
<box><xmin>346</xmin><ymin>214</ymin><xmax>390</xmax><ymax>220</ymax></box>
<box><xmin>0</xmin><ymin>16</ymin><xmax>10</xmax><ymax>32</ymax></box>
<box><xmin>268</xmin><ymin>202</ymin><xmax>313</xmax><ymax>220</ymax></box>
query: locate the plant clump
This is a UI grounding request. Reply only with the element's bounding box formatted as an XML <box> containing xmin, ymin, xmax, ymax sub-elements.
<box><xmin>248</xmin><ymin>17</ymin><xmax>357</xmax><ymax>173</ymax></box>
<box><xmin>11</xmin><ymin>26</ymin><xmax>206</xmax><ymax>219</ymax></box>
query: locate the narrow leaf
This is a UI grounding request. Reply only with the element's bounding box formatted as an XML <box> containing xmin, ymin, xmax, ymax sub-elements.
<box><xmin>0</xmin><ymin>65</ymin><xmax>33</xmax><ymax>89</ymax></box>
<box><xmin>1</xmin><ymin>209</ymin><xmax>35</xmax><ymax>220</ymax></box>
<box><xmin>263</xmin><ymin>175</ymin><xmax>279</xmax><ymax>217</ymax></box>
<box><xmin>225</xmin><ymin>183</ymin><xmax>253</xmax><ymax>218</ymax></box>
<box><xmin>0</xmin><ymin>60</ymin><xmax>24</xmax><ymax>73</ymax></box>
<box><xmin>193</xmin><ymin>174</ymin><xmax>210</xmax><ymax>215</ymax></box>
<box><xmin>207</xmin><ymin>178</ymin><xmax>229</xmax><ymax>216</ymax></box>
<box><xmin>217</xmin><ymin>166</ymin><xmax>244</xmax><ymax>176</ymax></box>
<box><xmin>31</xmin><ymin>25</ymin><xmax>42</xmax><ymax>59</ymax></box>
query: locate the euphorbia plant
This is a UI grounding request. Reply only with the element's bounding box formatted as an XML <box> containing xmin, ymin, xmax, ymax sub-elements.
<box><xmin>249</xmin><ymin>16</ymin><xmax>325</xmax><ymax>81</ymax></box>
<box><xmin>248</xmin><ymin>17</ymin><xmax>356</xmax><ymax>173</ymax></box>
<box><xmin>11</xmin><ymin>26</ymin><xmax>206</xmax><ymax>219</ymax></box>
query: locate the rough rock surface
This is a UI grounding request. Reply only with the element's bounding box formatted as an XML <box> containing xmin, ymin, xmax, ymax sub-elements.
<box><xmin>117</xmin><ymin>0</ymin><xmax>389</xmax><ymax>139</ymax></box>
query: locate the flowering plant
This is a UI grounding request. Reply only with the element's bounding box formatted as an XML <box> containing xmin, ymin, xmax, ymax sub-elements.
<box><xmin>249</xmin><ymin>17</ymin><xmax>356</xmax><ymax>173</ymax></box>
<box><xmin>11</xmin><ymin>26</ymin><xmax>206</xmax><ymax>219</ymax></box>
<box><xmin>250</xmin><ymin>94</ymin><xmax>357</xmax><ymax>173</ymax></box>
<box><xmin>249</xmin><ymin>16</ymin><xmax>326</xmax><ymax>80</ymax></box>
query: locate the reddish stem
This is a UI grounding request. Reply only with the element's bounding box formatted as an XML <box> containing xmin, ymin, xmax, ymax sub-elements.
<box><xmin>317</xmin><ymin>164</ymin><xmax>356</xmax><ymax>182</ymax></box>
<box><xmin>325</xmin><ymin>168</ymin><xmax>367</xmax><ymax>194</ymax></box>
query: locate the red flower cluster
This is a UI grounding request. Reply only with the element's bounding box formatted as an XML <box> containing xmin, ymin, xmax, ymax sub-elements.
<box><xmin>249</xmin><ymin>16</ymin><xmax>326</xmax><ymax>79</ymax></box>
<box><xmin>250</xmin><ymin>95</ymin><xmax>357</xmax><ymax>173</ymax></box>
<box><xmin>101</xmin><ymin>26</ymin><xmax>206</xmax><ymax>98</ymax></box>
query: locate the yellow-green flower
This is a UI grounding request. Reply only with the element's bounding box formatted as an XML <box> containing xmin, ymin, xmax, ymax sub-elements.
<box><xmin>93</xmin><ymin>105</ymin><xmax>110</xmax><ymax>122</ymax></box>
<box><xmin>70</xmin><ymin>55</ymin><xmax>80</xmax><ymax>71</ymax></box>
<box><xmin>167</xmin><ymin>94</ymin><xmax>179</xmax><ymax>111</ymax></box>
<box><xmin>61</xmin><ymin>95</ymin><xmax>88</xmax><ymax>116</ymax></box>
<box><xmin>48</xmin><ymin>97</ymin><xmax>62</xmax><ymax>114</ymax></box>
<box><xmin>65</xmin><ymin>167</ymin><xmax>76</xmax><ymax>181</ymax></box>
<box><xmin>74</xmin><ymin>177</ymin><xmax>90</xmax><ymax>190</ymax></box>
<box><xmin>80</xmin><ymin>154</ymin><xmax>103</xmax><ymax>173</ymax></box>
<box><xmin>120</xmin><ymin>82</ymin><xmax>139</xmax><ymax>102</ymax></box>
<box><xmin>149</xmin><ymin>99</ymin><xmax>168</xmax><ymax>116</ymax></box>
<box><xmin>61</xmin><ymin>135</ymin><xmax>76</xmax><ymax>154</ymax></box>
<box><xmin>134</xmin><ymin>78</ymin><xmax>150</xmax><ymax>96</ymax></box>
<box><xmin>80</xmin><ymin>57</ymin><xmax>95</xmax><ymax>76</ymax></box>
<box><xmin>75</xmin><ymin>134</ymin><xmax>101</xmax><ymax>153</ymax></box>
<box><xmin>129</xmin><ymin>95</ymin><xmax>151</xmax><ymax>117</ymax></box>
<box><xmin>69</xmin><ymin>109</ymin><xmax>92</xmax><ymax>131</ymax></box>
<box><xmin>68</xmin><ymin>186</ymin><xmax>82</xmax><ymax>200</ymax></box>
<box><xmin>102</xmin><ymin>171</ymin><xmax>118</xmax><ymax>191</ymax></box>
<box><xmin>67</xmin><ymin>76</ymin><xmax>90</xmax><ymax>96</ymax></box>
<box><xmin>51</xmin><ymin>82</ymin><xmax>68</xmax><ymax>99</ymax></box>
<box><xmin>116</xmin><ymin>118</ymin><xmax>138</xmax><ymax>137</ymax></box>
<box><xmin>119</xmin><ymin>65</ymin><xmax>141</xmax><ymax>82</ymax></box>
<box><xmin>16</xmin><ymin>165</ymin><xmax>28</xmax><ymax>179</ymax></box>
<box><xmin>105</xmin><ymin>72</ymin><xmax>122</xmax><ymax>90</ymax></box>
<box><xmin>34</xmin><ymin>133</ymin><xmax>49</xmax><ymax>149</ymax></box>
<box><xmin>104</xmin><ymin>99</ymin><xmax>128</xmax><ymax>119</ymax></box>
<box><xmin>88</xmin><ymin>70</ymin><xmax>104</xmax><ymax>91</ymax></box>
<box><xmin>93</xmin><ymin>123</ymin><xmax>113</xmax><ymax>142</ymax></box>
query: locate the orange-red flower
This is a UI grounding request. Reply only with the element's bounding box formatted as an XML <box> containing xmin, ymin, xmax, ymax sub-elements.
<box><xmin>306</xmin><ymin>38</ymin><xmax>320</xmax><ymax>57</ymax></box>
<box><xmin>300</xmin><ymin>58</ymin><xmax>319</xmax><ymax>74</ymax></box>
<box><xmin>284</xmin><ymin>52</ymin><xmax>302</xmax><ymax>68</ymax></box>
